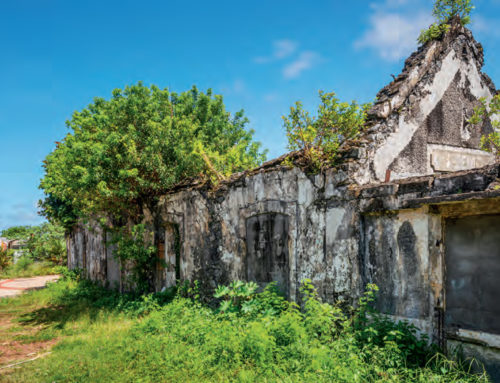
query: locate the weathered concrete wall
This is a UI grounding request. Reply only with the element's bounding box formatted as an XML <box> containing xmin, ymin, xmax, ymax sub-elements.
<box><xmin>66</xmin><ymin>222</ymin><xmax>114</xmax><ymax>285</ymax></box>
<box><xmin>66</xmin><ymin>24</ymin><xmax>500</xmax><ymax>379</ymax></box>
<box><xmin>155</xmin><ymin>167</ymin><xmax>362</xmax><ymax>302</ymax></box>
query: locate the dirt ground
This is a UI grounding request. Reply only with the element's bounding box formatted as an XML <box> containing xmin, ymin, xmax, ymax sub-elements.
<box><xmin>0</xmin><ymin>276</ymin><xmax>59</xmax><ymax>298</ymax></box>
<box><xmin>0</xmin><ymin>276</ymin><xmax>60</xmax><ymax>370</ymax></box>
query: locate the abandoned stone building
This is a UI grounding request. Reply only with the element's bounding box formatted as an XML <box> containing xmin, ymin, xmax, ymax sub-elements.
<box><xmin>67</xmin><ymin>25</ymin><xmax>500</xmax><ymax>379</ymax></box>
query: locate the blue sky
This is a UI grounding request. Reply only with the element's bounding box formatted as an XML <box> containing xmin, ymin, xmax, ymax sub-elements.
<box><xmin>1</xmin><ymin>0</ymin><xmax>499</xmax><ymax>231</ymax></box>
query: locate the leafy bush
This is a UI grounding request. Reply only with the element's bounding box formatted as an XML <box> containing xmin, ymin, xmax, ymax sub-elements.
<box><xmin>418</xmin><ymin>0</ymin><xmax>474</xmax><ymax>44</ymax></box>
<box><xmin>1</xmin><ymin>225</ymin><xmax>33</xmax><ymax>239</ymax></box>
<box><xmin>26</xmin><ymin>222</ymin><xmax>66</xmax><ymax>264</ymax></box>
<box><xmin>214</xmin><ymin>280</ymin><xmax>287</xmax><ymax>318</ymax></box>
<box><xmin>468</xmin><ymin>94</ymin><xmax>500</xmax><ymax>157</ymax></box>
<box><xmin>283</xmin><ymin>91</ymin><xmax>370</xmax><ymax>171</ymax></box>
<box><xmin>0</xmin><ymin>248</ymin><xmax>13</xmax><ymax>270</ymax></box>
<box><xmin>1</xmin><ymin>222</ymin><xmax>66</xmax><ymax>265</ymax></box>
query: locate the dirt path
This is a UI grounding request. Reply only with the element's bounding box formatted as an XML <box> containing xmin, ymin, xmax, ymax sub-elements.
<box><xmin>0</xmin><ymin>275</ymin><xmax>60</xmax><ymax>298</ymax></box>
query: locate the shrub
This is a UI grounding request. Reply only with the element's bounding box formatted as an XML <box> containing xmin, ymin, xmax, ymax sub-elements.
<box><xmin>468</xmin><ymin>94</ymin><xmax>500</xmax><ymax>157</ymax></box>
<box><xmin>418</xmin><ymin>0</ymin><xmax>474</xmax><ymax>44</ymax></box>
<box><xmin>214</xmin><ymin>281</ymin><xmax>287</xmax><ymax>318</ymax></box>
<box><xmin>283</xmin><ymin>91</ymin><xmax>370</xmax><ymax>171</ymax></box>
<box><xmin>0</xmin><ymin>248</ymin><xmax>13</xmax><ymax>270</ymax></box>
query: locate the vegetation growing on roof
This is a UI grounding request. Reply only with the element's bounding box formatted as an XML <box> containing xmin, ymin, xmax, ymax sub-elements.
<box><xmin>283</xmin><ymin>91</ymin><xmax>370</xmax><ymax>171</ymax></box>
<box><xmin>418</xmin><ymin>0</ymin><xmax>474</xmax><ymax>45</ymax></box>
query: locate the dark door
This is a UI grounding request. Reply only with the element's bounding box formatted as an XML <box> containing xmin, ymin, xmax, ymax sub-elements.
<box><xmin>445</xmin><ymin>214</ymin><xmax>500</xmax><ymax>381</ymax></box>
<box><xmin>246</xmin><ymin>213</ymin><xmax>290</xmax><ymax>297</ymax></box>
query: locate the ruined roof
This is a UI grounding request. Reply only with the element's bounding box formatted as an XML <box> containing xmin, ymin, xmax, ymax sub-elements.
<box><xmin>366</xmin><ymin>18</ymin><xmax>496</xmax><ymax>124</ymax></box>
<box><xmin>164</xmin><ymin>21</ymin><xmax>498</xmax><ymax>195</ymax></box>
<box><xmin>355</xmin><ymin>162</ymin><xmax>500</xmax><ymax>213</ymax></box>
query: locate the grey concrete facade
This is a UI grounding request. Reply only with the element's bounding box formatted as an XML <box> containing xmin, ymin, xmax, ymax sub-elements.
<box><xmin>67</xmin><ymin>24</ymin><xmax>500</xmax><ymax>379</ymax></box>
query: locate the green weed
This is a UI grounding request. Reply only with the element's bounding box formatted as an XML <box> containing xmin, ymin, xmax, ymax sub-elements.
<box><xmin>0</xmin><ymin>279</ymin><xmax>491</xmax><ymax>383</ymax></box>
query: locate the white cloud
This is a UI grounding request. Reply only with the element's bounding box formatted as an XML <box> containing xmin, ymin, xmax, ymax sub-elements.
<box><xmin>355</xmin><ymin>11</ymin><xmax>432</xmax><ymax>61</ymax></box>
<box><xmin>283</xmin><ymin>51</ymin><xmax>321</xmax><ymax>79</ymax></box>
<box><xmin>274</xmin><ymin>40</ymin><xmax>297</xmax><ymax>59</ymax></box>
<box><xmin>254</xmin><ymin>39</ymin><xmax>298</xmax><ymax>63</ymax></box>
<box><xmin>255</xmin><ymin>39</ymin><xmax>320</xmax><ymax>79</ymax></box>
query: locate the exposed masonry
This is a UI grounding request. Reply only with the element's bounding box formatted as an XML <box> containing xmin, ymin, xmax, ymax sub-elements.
<box><xmin>67</xmin><ymin>24</ymin><xmax>500</xmax><ymax>380</ymax></box>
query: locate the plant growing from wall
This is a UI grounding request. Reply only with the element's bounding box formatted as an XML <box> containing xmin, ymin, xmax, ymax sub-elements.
<box><xmin>283</xmin><ymin>91</ymin><xmax>370</xmax><ymax>171</ymax></box>
<box><xmin>418</xmin><ymin>0</ymin><xmax>474</xmax><ymax>45</ymax></box>
<box><xmin>468</xmin><ymin>94</ymin><xmax>500</xmax><ymax>157</ymax></box>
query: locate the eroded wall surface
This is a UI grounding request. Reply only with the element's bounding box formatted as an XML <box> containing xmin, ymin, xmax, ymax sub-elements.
<box><xmin>65</xmin><ymin>23</ymin><xmax>500</xmax><ymax>379</ymax></box>
<box><xmin>353</xmin><ymin>24</ymin><xmax>496</xmax><ymax>184</ymax></box>
<box><xmin>155</xmin><ymin>167</ymin><xmax>362</xmax><ymax>302</ymax></box>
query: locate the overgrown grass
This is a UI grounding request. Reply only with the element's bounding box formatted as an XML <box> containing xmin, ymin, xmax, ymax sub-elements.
<box><xmin>0</xmin><ymin>278</ymin><xmax>491</xmax><ymax>382</ymax></box>
<box><xmin>0</xmin><ymin>257</ymin><xmax>65</xmax><ymax>279</ymax></box>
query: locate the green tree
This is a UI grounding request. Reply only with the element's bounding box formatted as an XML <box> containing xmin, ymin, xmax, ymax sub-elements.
<box><xmin>40</xmin><ymin>83</ymin><xmax>267</xmax><ymax>227</ymax></box>
<box><xmin>26</xmin><ymin>223</ymin><xmax>66</xmax><ymax>264</ymax></box>
<box><xmin>1</xmin><ymin>223</ymin><xmax>66</xmax><ymax>265</ymax></box>
<box><xmin>1</xmin><ymin>225</ymin><xmax>33</xmax><ymax>239</ymax></box>
<box><xmin>418</xmin><ymin>0</ymin><xmax>474</xmax><ymax>44</ymax></box>
<box><xmin>283</xmin><ymin>91</ymin><xmax>370</xmax><ymax>171</ymax></box>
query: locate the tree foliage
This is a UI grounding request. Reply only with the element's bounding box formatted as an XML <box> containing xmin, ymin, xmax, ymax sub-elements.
<box><xmin>1</xmin><ymin>225</ymin><xmax>33</xmax><ymax>239</ymax></box>
<box><xmin>418</xmin><ymin>0</ymin><xmax>474</xmax><ymax>44</ymax></box>
<box><xmin>0</xmin><ymin>223</ymin><xmax>66</xmax><ymax>267</ymax></box>
<box><xmin>468</xmin><ymin>94</ymin><xmax>500</xmax><ymax>157</ymax></box>
<box><xmin>283</xmin><ymin>91</ymin><xmax>370</xmax><ymax>171</ymax></box>
<box><xmin>25</xmin><ymin>222</ymin><xmax>67</xmax><ymax>264</ymax></box>
<box><xmin>40</xmin><ymin>83</ymin><xmax>267</xmax><ymax>227</ymax></box>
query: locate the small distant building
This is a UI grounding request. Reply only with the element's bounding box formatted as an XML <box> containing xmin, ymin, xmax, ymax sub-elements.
<box><xmin>8</xmin><ymin>239</ymin><xmax>26</xmax><ymax>250</ymax></box>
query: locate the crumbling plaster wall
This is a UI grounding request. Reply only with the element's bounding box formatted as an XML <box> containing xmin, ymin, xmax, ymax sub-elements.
<box><xmin>66</xmin><ymin>223</ymin><xmax>108</xmax><ymax>283</ymax></box>
<box><xmin>156</xmin><ymin>166</ymin><xmax>363</xmax><ymax>302</ymax></box>
<box><xmin>361</xmin><ymin>207</ymin><xmax>442</xmax><ymax>341</ymax></box>
<box><xmin>353</xmin><ymin>24</ymin><xmax>497</xmax><ymax>185</ymax></box>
